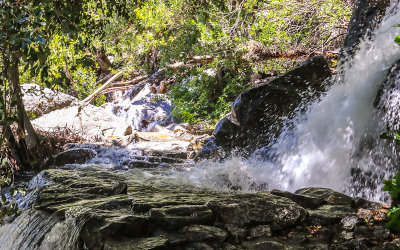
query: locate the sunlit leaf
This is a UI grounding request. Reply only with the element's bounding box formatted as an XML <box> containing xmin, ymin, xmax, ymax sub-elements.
<box><xmin>395</xmin><ymin>35</ymin><xmax>400</xmax><ymax>46</ymax></box>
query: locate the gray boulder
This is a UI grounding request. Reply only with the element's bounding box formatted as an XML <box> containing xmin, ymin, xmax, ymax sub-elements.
<box><xmin>111</xmin><ymin>84</ymin><xmax>171</xmax><ymax>131</ymax></box>
<box><xmin>22</xmin><ymin>84</ymin><xmax>79</xmax><ymax>118</ymax></box>
<box><xmin>46</xmin><ymin>148</ymin><xmax>97</xmax><ymax>167</ymax></box>
<box><xmin>32</xmin><ymin>104</ymin><xmax>132</xmax><ymax>142</ymax></box>
<box><xmin>199</xmin><ymin>56</ymin><xmax>331</xmax><ymax>157</ymax></box>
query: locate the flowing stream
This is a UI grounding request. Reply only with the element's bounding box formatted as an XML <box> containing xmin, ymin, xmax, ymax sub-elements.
<box><xmin>3</xmin><ymin>3</ymin><xmax>400</xmax><ymax>249</ymax></box>
<box><xmin>171</xmin><ymin>2</ymin><xmax>400</xmax><ymax>203</ymax></box>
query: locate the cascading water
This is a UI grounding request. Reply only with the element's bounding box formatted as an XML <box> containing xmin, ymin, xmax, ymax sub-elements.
<box><xmin>0</xmin><ymin>211</ymin><xmax>59</xmax><ymax>249</ymax></box>
<box><xmin>177</xmin><ymin>2</ymin><xmax>400</xmax><ymax>203</ymax></box>
<box><xmin>3</xmin><ymin>3</ymin><xmax>400</xmax><ymax>249</ymax></box>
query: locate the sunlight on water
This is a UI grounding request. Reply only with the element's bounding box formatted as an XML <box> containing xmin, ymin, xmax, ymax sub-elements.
<box><xmin>177</xmin><ymin>2</ymin><xmax>400</xmax><ymax>202</ymax></box>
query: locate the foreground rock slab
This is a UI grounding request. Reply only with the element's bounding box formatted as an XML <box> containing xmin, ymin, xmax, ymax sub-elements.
<box><xmin>1</xmin><ymin>167</ymin><xmax>398</xmax><ymax>249</ymax></box>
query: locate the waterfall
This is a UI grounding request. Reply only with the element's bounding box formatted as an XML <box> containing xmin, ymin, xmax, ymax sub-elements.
<box><xmin>0</xmin><ymin>211</ymin><xmax>59</xmax><ymax>249</ymax></box>
<box><xmin>0</xmin><ymin>206</ymin><xmax>92</xmax><ymax>250</ymax></box>
<box><xmin>181</xmin><ymin>1</ymin><xmax>400</xmax><ymax>203</ymax></box>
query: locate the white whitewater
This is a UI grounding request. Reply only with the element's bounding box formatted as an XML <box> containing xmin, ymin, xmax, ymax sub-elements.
<box><xmin>178</xmin><ymin>2</ymin><xmax>400</xmax><ymax>202</ymax></box>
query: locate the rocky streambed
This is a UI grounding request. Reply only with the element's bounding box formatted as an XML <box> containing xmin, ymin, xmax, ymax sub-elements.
<box><xmin>7</xmin><ymin>1</ymin><xmax>400</xmax><ymax>248</ymax></box>
<box><xmin>1</xmin><ymin>160</ymin><xmax>398</xmax><ymax>250</ymax></box>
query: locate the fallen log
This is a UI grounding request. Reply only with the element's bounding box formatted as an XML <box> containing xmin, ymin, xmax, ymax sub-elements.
<box><xmin>83</xmin><ymin>71</ymin><xmax>124</xmax><ymax>104</ymax></box>
<box><xmin>95</xmin><ymin>72</ymin><xmax>114</xmax><ymax>86</ymax></box>
<box><xmin>109</xmin><ymin>75</ymin><xmax>147</xmax><ymax>88</ymax></box>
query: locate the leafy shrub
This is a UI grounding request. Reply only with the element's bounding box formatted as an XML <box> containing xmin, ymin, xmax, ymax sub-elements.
<box><xmin>383</xmin><ymin>172</ymin><xmax>400</xmax><ymax>232</ymax></box>
<box><xmin>382</xmin><ymin>130</ymin><xmax>400</xmax><ymax>232</ymax></box>
<box><xmin>170</xmin><ymin>54</ymin><xmax>251</xmax><ymax>124</ymax></box>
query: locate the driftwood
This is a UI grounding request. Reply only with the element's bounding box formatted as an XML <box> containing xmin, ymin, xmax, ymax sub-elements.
<box><xmin>109</xmin><ymin>75</ymin><xmax>147</xmax><ymax>88</ymax></box>
<box><xmin>84</xmin><ymin>74</ymin><xmax>151</xmax><ymax>103</ymax></box>
<box><xmin>83</xmin><ymin>71</ymin><xmax>124</xmax><ymax>103</ymax></box>
<box><xmin>188</xmin><ymin>55</ymin><xmax>214</xmax><ymax>64</ymax></box>
<box><xmin>95</xmin><ymin>72</ymin><xmax>115</xmax><ymax>86</ymax></box>
<box><xmin>95</xmin><ymin>75</ymin><xmax>148</xmax><ymax>97</ymax></box>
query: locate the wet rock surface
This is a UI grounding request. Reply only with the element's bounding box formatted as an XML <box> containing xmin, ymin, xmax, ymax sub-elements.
<box><xmin>3</xmin><ymin>167</ymin><xmax>397</xmax><ymax>249</ymax></box>
<box><xmin>45</xmin><ymin>148</ymin><xmax>97</xmax><ymax>167</ymax></box>
<box><xmin>342</xmin><ymin>0</ymin><xmax>391</xmax><ymax>57</ymax></box>
<box><xmin>200</xmin><ymin>56</ymin><xmax>332</xmax><ymax>158</ymax></box>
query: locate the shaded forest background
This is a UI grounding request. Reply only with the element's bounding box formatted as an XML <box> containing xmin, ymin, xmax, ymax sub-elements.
<box><xmin>20</xmin><ymin>0</ymin><xmax>352</xmax><ymax>124</ymax></box>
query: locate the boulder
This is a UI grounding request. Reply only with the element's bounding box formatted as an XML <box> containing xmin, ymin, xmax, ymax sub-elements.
<box><xmin>194</xmin><ymin>140</ymin><xmax>225</xmax><ymax>162</ymax></box>
<box><xmin>149</xmin><ymin>205</ymin><xmax>214</xmax><ymax>230</ymax></box>
<box><xmin>249</xmin><ymin>225</ymin><xmax>272</xmax><ymax>239</ymax></box>
<box><xmin>112</xmin><ymin>84</ymin><xmax>171</xmax><ymax>131</ymax></box>
<box><xmin>35</xmin><ymin>168</ymin><xmax>128</xmax><ymax>212</ymax></box>
<box><xmin>184</xmin><ymin>225</ymin><xmax>228</xmax><ymax>243</ymax></box>
<box><xmin>22</xmin><ymin>84</ymin><xmax>79</xmax><ymax>118</ymax></box>
<box><xmin>32</xmin><ymin>104</ymin><xmax>131</xmax><ymax>143</ymax></box>
<box><xmin>242</xmin><ymin>238</ymin><xmax>286</xmax><ymax>250</ymax></box>
<box><xmin>271</xmin><ymin>189</ymin><xmax>325</xmax><ymax>209</ymax></box>
<box><xmin>104</xmin><ymin>236</ymin><xmax>168</xmax><ymax>250</ymax></box>
<box><xmin>341</xmin><ymin>215</ymin><xmax>361</xmax><ymax>231</ymax></box>
<box><xmin>46</xmin><ymin>148</ymin><xmax>97</xmax><ymax>167</ymax></box>
<box><xmin>206</xmin><ymin>193</ymin><xmax>307</xmax><ymax>229</ymax></box>
<box><xmin>200</xmin><ymin>56</ymin><xmax>331</xmax><ymax>157</ymax></box>
<box><xmin>308</xmin><ymin>205</ymin><xmax>354</xmax><ymax>225</ymax></box>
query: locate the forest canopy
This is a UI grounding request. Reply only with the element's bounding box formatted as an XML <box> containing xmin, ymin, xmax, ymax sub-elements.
<box><xmin>16</xmin><ymin>0</ymin><xmax>352</xmax><ymax>123</ymax></box>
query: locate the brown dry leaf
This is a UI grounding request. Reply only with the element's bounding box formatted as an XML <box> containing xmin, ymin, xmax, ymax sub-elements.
<box><xmin>306</xmin><ymin>225</ymin><xmax>322</xmax><ymax>235</ymax></box>
<box><xmin>373</xmin><ymin>210</ymin><xmax>384</xmax><ymax>221</ymax></box>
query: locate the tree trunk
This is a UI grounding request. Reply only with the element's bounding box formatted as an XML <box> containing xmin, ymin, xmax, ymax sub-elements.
<box><xmin>145</xmin><ymin>50</ymin><xmax>150</xmax><ymax>70</ymax></box>
<box><xmin>6</xmin><ymin>53</ymin><xmax>39</xmax><ymax>167</ymax></box>
<box><xmin>150</xmin><ymin>48</ymin><xmax>158</xmax><ymax>72</ymax></box>
<box><xmin>3</xmin><ymin>124</ymin><xmax>24</xmax><ymax>168</ymax></box>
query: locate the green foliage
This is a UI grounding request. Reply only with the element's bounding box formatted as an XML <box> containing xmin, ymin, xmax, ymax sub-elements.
<box><xmin>21</xmin><ymin>33</ymin><xmax>99</xmax><ymax>99</ymax></box>
<box><xmin>13</xmin><ymin>0</ymin><xmax>351</xmax><ymax>122</ymax></box>
<box><xmin>394</xmin><ymin>24</ymin><xmax>400</xmax><ymax>46</ymax></box>
<box><xmin>15</xmin><ymin>0</ymin><xmax>351</xmax><ymax>123</ymax></box>
<box><xmin>170</xmin><ymin>53</ymin><xmax>251</xmax><ymax>124</ymax></box>
<box><xmin>383</xmin><ymin>172</ymin><xmax>400</xmax><ymax>202</ymax></box>
<box><xmin>164</xmin><ymin>0</ymin><xmax>351</xmax><ymax>124</ymax></box>
<box><xmin>382</xmin><ymin>129</ymin><xmax>400</xmax><ymax>232</ymax></box>
<box><xmin>386</xmin><ymin>206</ymin><xmax>400</xmax><ymax>232</ymax></box>
<box><xmin>383</xmin><ymin>172</ymin><xmax>400</xmax><ymax>232</ymax></box>
<box><xmin>395</xmin><ymin>35</ymin><xmax>400</xmax><ymax>46</ymax></box>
